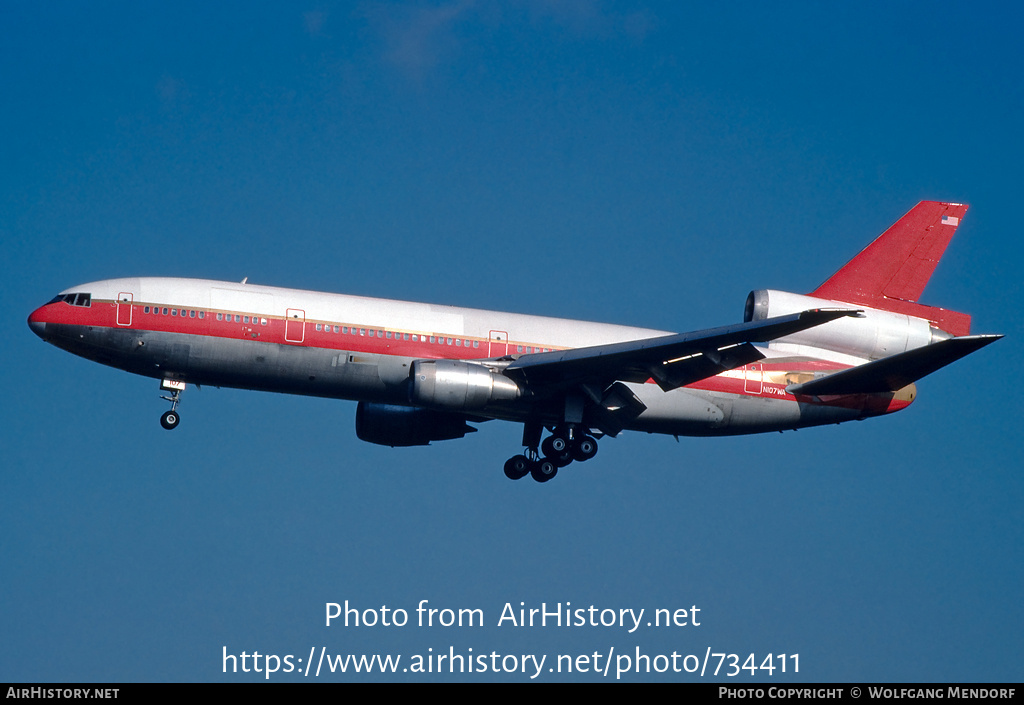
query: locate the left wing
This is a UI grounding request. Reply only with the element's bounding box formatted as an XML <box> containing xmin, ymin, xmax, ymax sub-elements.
<box><xmin>503</xmin><ymin>309</ymin><xmax>858</xmax><ymax>394</ymax></box>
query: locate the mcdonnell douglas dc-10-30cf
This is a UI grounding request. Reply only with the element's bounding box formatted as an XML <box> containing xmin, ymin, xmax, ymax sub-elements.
<box><xmin>28</xmin><ymin>201</ymin><xmax>1000</xmax><ymax>483</ymax></box>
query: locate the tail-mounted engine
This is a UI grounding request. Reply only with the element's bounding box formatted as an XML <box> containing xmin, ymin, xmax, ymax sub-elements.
<box><xmin>745</xmin><ymin>289</ymin><xmax>951</xmax><ymax>361</ymax></box>
<box><xmin>409</xmin><ymin>359</ymin><xmax>521</xmax><ymax>411</ymax></box>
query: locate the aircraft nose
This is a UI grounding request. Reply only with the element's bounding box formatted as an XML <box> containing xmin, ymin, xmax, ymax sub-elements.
<box><xmin>27</xmin><ymin>309</ymin><xmax>47</xmax><ymax>339</ymax></box>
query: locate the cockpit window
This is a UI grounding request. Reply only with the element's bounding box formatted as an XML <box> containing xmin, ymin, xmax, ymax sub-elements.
<box><xmin>50</xmin><ymin>292</ymin><xmax>92</xmax><ymax>307</ymax></box>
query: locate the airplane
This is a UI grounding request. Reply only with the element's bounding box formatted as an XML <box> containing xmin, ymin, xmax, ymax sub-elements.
<box><xmin>27</xmin><ymin>201</ymin><xmax>1001</xmax><ymax>483</ymax></box>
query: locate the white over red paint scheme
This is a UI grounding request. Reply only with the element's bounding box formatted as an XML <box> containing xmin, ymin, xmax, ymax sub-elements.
<box><xmin>28</xmin><ymin>202</ymin><xmax>1000</xmax><ymax>482</ymax></box>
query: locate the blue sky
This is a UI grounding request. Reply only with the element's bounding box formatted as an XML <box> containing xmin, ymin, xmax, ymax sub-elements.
<box><xmin>2</xmin><ymin>1</ymin><xmax>1021</xmax><ymax>682</ymax></box>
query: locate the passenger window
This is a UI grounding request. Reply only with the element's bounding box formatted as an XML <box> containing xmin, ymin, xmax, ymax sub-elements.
<box><xmin>172</xmin><ymin>309</ymin><xmax>178</xmax><ymax>317</ymax></box>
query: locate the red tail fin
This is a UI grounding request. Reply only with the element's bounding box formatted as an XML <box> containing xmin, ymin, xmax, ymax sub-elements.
<box><xmin>811</xmin><ymin>201</ymin><xmax>971</xmax><ymax>336</ymax></box>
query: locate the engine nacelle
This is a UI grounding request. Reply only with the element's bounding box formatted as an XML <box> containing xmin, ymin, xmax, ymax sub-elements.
<box><xmin>409</xmin><ymin>359</ymin><xmax>521</xmax><ymax>410</ymax></box>
<box><xmin>745</xmin><ymin>289</ymin><xmax>949</xmax><ymax>361</ymax></box>
<box><xmin>355</xmin><ymin>402</ymin><xmax>476</xmax><ymax>447</ymax></box>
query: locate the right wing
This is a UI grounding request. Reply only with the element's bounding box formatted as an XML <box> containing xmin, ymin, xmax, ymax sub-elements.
<box><xmin>499</xmin><ymin>308</ymin><xmax>858</xmax><ymax>436</ymax></box>
<box><xmin>503</xmin><ymin>309</ymin><xmax>860</xmax><ymax>394</ymax></box>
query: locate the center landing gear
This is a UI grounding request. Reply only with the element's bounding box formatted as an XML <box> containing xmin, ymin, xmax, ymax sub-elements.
<box><xmin>159</xmin><ymin>379</ymin><xmax>185</xmax><ymax>430</ymax></box>
<box><xmin>504</xmin><ymin>425</ymin><xmax>600</xmax><ymax>483</ymax></box>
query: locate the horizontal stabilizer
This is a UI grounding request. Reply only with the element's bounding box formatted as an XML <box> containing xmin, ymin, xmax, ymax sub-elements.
<box><xmin>786</xmin><ymin>335</ymin><xmax>1002</xmax><ymax>396</ymax></box>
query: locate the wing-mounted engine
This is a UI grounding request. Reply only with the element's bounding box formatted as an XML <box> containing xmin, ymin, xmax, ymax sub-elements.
<box><xmin>355</xmin><ymin>402</ymin><xmax>477</xmax><ymax>447</ymax></box>
<box><xmin>409</xmin><ymin>360</ymin><xmax>521</xmax><ymax>411</ymax></box>
<box><xmin>745</xmin><ymin>289</ymin><xmax>950</xmax><ymax>362</ymax></box>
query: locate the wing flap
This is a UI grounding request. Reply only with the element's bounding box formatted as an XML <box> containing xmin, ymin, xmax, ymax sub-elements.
<box><xmin>648</xmin><ymin>342</ymin><xmax>765</xmax><ymax>392</ymax></box>
<box><xmin>584</xmin><ymin>381</ymin><xmax>648</xmax><ymax>437</ymax></box>
<box><xmin>786</xmin><ymin>334</ymin><xmax>1002</xmax><ymax>396</ymax></box>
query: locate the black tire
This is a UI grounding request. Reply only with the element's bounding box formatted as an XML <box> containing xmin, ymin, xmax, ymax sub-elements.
<box><xmin>541</xmin><ymin>434</ymin><xmax>569</xmax><ymax>457</ymax></box>
<box><xmin>531</xmin><ymin>459</ymin><xmax>557</xmax><ymax>483</ymax></box>
<box><xmin>160</xmin><ymin>410</ymin><xmax>180</xmax><ymax>430</ymax></box>
<box><xmin>503</xmin><ymin>455</ymin><xmax>530</xmax><ymax>480</ymax></box>
<box><xmin>572</xmin><ymin>435</ymin><xmax>598</xmax><ymax>462</ymax></box>
<box><xmin>551</xmin><ymin>450</ymin><xmax>574</xmax><ymax>467</ymax></box>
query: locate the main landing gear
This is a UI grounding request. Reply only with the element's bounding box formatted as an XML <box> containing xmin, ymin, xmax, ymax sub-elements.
<box><xmin>503</xmin><ymin>426</ymin><xmax>600</xmax><ymax>483</ymax></box>
<box><xmin>159</xmin><ymin>379</ymin><xmax>185</xmax><ymax>430</ymax></box>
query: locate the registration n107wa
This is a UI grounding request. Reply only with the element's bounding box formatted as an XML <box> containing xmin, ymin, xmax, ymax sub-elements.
<box><xmin>28</xmin><ymin>201</ymin><xmax>1000</xmax><ymax>483</ymax></box>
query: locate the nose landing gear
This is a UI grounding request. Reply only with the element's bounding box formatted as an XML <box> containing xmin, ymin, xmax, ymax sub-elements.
<box><xmin>159</xmin><ymin>379</ymin><xmax>185</xmax><ymax>430</ymax></box>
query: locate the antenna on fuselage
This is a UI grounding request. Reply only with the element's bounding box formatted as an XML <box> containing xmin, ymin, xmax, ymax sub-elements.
<box><xmin>241</xmin><ymin>277</ymin><xmax>248</xmax><ymax>284</ymax></box>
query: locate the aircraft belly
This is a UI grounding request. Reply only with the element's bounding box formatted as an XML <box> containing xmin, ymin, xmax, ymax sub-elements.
<box><xmin>179</xmin><ymin>336</ymin><xmax>410</xmax><ymax>403</ymax></box>
<box><xmin>42</xmin><ymin>323</ymin><xmax>159</xmax><ymax>372</ymax></box>
<box><xmin>45</xmin><ymin>324</ymin><xmax>411</xmax><ymax>404</ymax></box>
<box><xmin>625</xmin><ymin>385</ymin><xmax>727</xmax><ymax>435</ymax></box>
<box><xmin>625</xmin><ymin>384</ymin><xmax>865</xmax><ymax>436</ymax></box>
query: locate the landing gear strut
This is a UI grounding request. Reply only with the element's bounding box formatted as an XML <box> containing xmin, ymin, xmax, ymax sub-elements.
<box><xmin>504</xmin><ymin>424</ymin><xmax>600</xmax><ymax>483</ymax></box>
<box><xmin>159</xmin><ymin>379</ymin><xmax>185</xmax><ymax>430</ymax></box>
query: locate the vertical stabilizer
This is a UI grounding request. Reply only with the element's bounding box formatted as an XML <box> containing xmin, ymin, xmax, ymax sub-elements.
<box><xmin>811</xmin><ymin>201</ymin><xmax>971</xmax><ymax>336</ymax></box>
